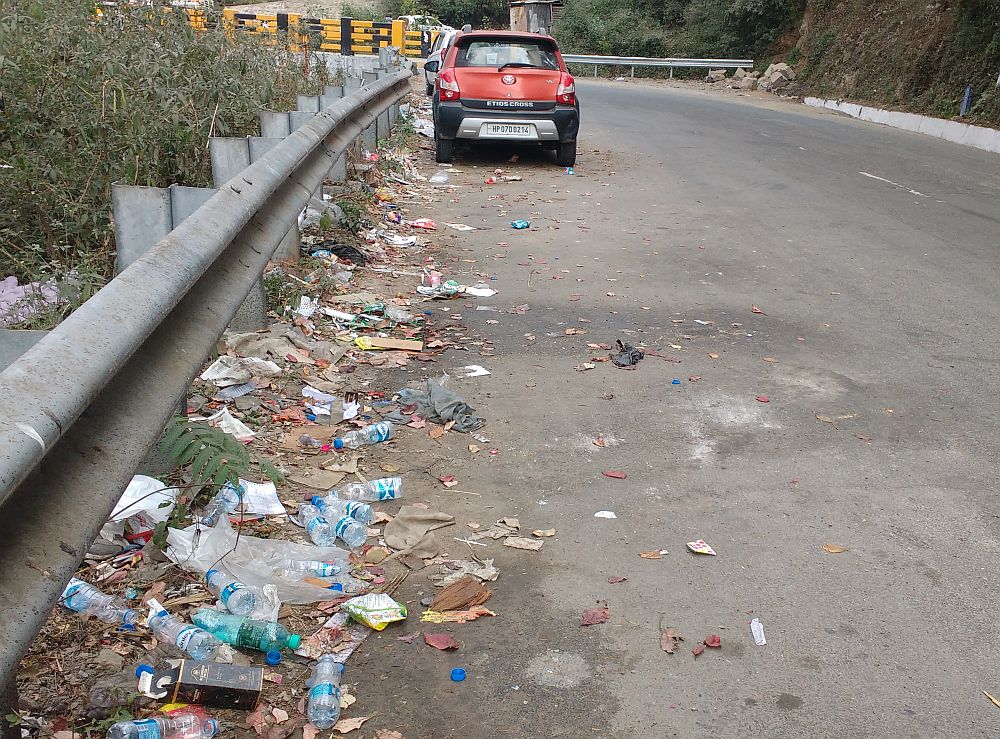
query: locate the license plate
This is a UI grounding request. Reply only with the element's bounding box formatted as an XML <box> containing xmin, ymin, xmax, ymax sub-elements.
<box><xmin>482</xmin><ymin>123</ymin><xmax>534</xmax><ymax>138</ymax></box>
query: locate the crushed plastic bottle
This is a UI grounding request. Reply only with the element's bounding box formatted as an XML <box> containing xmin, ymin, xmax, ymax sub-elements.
<box><xmin>306</xmin><ymin>655</ymin><xmax>344</xmax><ymax>729</ymax></box>
<box><xmin>311</xmin><ymin>494</ymin><xmax>375</xmax><ymax>525</ymax></box>
<box><xmin>106</xmin><ymin>712</ymin><xmax>218</xmax><ymax>739</ymax></box>
<box><xmin>191</xmin><ymin>609</ymin><xmax>301</xmax><ymax>652</ymax></box>
<box><xmin>198</xmin><ymin>483</ymin><xmax>243</xmax><ymax>526</ymax></box>
<box><xmin>205</xmin><ymin>569</ymin><xmax>257</xmax><ymax>616</ymax></box>
<box><xmin>274</xmin><ymin>559</ymin><xmax>345</xmax><ymax>578</ymax></box>
<box><xmin>61</xmin><ymin>577</ymin><xmax>139</xmax><ymax>628</ymax></box>
<box><xmin>332</xmin><ymin>421</ymin><xmax>395</xmax><ymax>450</ymax></box>
<box><xmin>384</xmin><ymin>306</ymin><xmax>415</xmax><ymax>323</ymax></box>
<box><xmin>147</xmin><ymin>599</ymin><xmax>221</xmax><ymax>661</ymax></box>
<box><xmin>298</xmin><ymin>503</ymin><xmax>336</xmax><ymax>547</ymax></box>
<box><xmin>338</xmin><ymin>477</ymin><xmax>402</xmax><ymax>502</ymax></box>
<box><xmin>428</xmin><ymin>171</ymin><xmax>450</xmax><ymax>185</ymax></box>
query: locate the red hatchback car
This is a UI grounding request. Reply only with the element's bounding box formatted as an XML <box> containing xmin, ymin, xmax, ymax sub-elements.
<box><xmin>429</xmin><ymin>30</ymin><xmax>580</xmax><ymax>166</ymax></box>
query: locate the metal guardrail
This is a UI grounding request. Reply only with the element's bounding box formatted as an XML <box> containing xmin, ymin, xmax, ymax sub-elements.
<box><xmin>0</xmin><ymin>69</ymin><xmax>410</xmax><ymax>705</ymax></box>
<box><xmin>562</xmin><ymin>54</ymin><xmax>754</xmax><ymax>78</ymax></box>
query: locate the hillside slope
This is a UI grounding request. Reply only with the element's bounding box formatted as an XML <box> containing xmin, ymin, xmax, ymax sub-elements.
<box><xmin>556</xmin><ymin>0</ymin><xmax>1000</xmax><ymax>126</ymax></box>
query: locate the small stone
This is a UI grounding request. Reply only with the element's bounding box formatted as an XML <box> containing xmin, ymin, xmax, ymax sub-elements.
<box><xmin>94</xmin><ymin>648</ymin><xmax>124</xmax><ymax>673</ymax></box>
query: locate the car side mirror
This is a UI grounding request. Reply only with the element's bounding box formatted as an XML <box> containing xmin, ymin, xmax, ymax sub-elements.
<box><xmin>425</xmin><ymin>61</ymin><xmax>440</xmax><ymax>72</ymax></box>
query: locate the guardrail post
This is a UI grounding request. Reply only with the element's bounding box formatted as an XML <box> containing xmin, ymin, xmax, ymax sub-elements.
<box><xmin>296</xmin><ymin>94</ymin><xmax>322</xmax><ymax>113</ymax></box>
<box><xmin>359</xmin><ymin>73</ymin><xmax>378</xmax><ymax>150</ymax></box>
<box><xmin>321</xmin><ymin>87</ymin><xmax>348</xmax><ymax>183</ymax></box>
<box><xmin>376</xmin><ymin>70</ymin><xmax>393</xmax><ymax>138</ymax></box>
<box><xmin>340</xmin><ymin>16</ymin><xmax>353</xmax><ymax>55</ymax></box>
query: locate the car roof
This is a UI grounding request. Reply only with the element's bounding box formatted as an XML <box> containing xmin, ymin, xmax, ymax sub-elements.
<box><xmin>454</xmin><ymin>30</ymin><xmax>558</xmax><ymax>43</ymax></box>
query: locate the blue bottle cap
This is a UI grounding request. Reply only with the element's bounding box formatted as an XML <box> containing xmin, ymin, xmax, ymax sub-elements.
<box><xmin>671</xmin><ymin>378</ymin><xmax>681</xmax><ymax>385</ymax></box>
<box><xmin>265</xmin><ymin>650</ymin><xmax>282</xmax><ymax>666</ymax></box>
<box><xmin>202</xmin><ymin>719</ymin><xmax>219</xmax><ymax>737</ymax></box>
<box><xmin>333</xmin><ymin>438</ymin><xmax>345</xmax><ymax>450</ymax></box>
<box><xmin>311</xmin><ymin>495</ymin><xmax>323</xmax><ymax>506</ymax></box>
<box><xmin>135</xmin><ymin>664</ymin><xmax>155</xmax><ymax>677</ymax></box>
<box><xmin>450</xmin><ymin>668</ymin><xmax>466</xmax><ymax>682</ymax></box>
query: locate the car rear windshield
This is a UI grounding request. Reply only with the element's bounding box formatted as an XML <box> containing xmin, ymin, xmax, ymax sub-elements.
<box><xmin>455</xmin><ymin>38</ymin><xmax>559</xmax><ymax>70</ymax></box>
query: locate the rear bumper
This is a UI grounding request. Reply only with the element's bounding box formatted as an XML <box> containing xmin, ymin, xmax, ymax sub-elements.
<box><xmin>435</xmin><ymin>101</ymin><xmax>579</xmax><ymax>143</ymax></box>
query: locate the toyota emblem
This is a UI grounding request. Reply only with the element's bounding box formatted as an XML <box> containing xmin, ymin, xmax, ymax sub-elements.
<box><xmin>502</xmin><ymin>74</ymin><xmax>516</xmax><ymax>85</ymax></box>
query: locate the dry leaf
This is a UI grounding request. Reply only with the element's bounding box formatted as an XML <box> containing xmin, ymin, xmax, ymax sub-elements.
<box><xmin>823</xmin><ymin>544</ymin><xmax>848</xmax><ymax>553</ymax></box>
<box><xmin>500</xmin><ymin>517</ymin><xmax>520</xmax><ymax>528</ymax></box>
<box><xmin>424</xmin><ymin>633</ymin><xmax>460</xmax><ymax>650</ymax></box>
<box><xmin>756</xmin><ymin>395</ymin><xmax>770</xmax><ymax>403</ymax></box>
<box><xmin>762</xmin><ymin>356</ymin><xmax>779</xmax><ymax>363</ymax></box>
<box><xmin>503</xmin><ymin>536</ymin><xmax>543</xmax><ymax>551</ymax></box>
<box><xmin>428</xmin><ymin>426</ymin><xmax>446</xmax><ymax>440</ymax></box>
<box><xmin>271</xmin><ymin>708</ymin><xmax>289</xmax><ymax>724</ymax></box>
<box><xmin>704</xmin><ymin>634</ymin><xmax>721</xmax><ymax>648</ymax></box>
<box><xmin>245</xmin><ymin>704</ymin><xmax>268</xmax><ymax>735</ymax></box>
<box><xmin>333</xmin><ymin>717</ymin><xmax>371</xmax><ymax>734</ymax></box>
<box><xmin>438</xmin><ymin>474</ymin><xmax>458</xmax><ymax>488</ymax></box>
<box><xmin>692</xmin><ymin>643</ymin><xmax>705</xmax><ymax>657</ymax></box>
<box><xmin>855</xmin><ymin>432</ymin><xmax>873</xmax><ymax>443</ymax></box>
<box><xmin>593</xmin><ymin>437</ymin><xmax>605</xmax><ymax>447</ymax></box>
<box><xmin>608</xmin><ymin>576</ymin><xmax>627</xmax><ymax>584</ymax></box>
<box><xmin>381</xmin><ymin>463</ymin><xmax>400</xmax><ymax>472</ymax></box>
<box><xmin>708</xmin><ymin>352</ymin><xmax>720</xmax><ymax>359</ymax></box>
<box><xmin>532</xmin><ymin>528</ymin><xmax>556</xmax><ymax>537</ymax></box>
<box><xmin>340</xmin><ymin>693</ymin><xmax>356</xmax><ymax>710</ymax></box>
<box><xmin>302</xmin><ymin>725</ymin><xmax>319</xmax><ymax>739</ymax></box>
<box><xmin>468</xmin><ymin>444</ymin><xmax>481</xmax><ymax>453</ymax></box>
<box><xmin>751</xmin><ymin>304</ymin><xmax>766</xmax><ymax>314</ymax></box>
<box><xmin>660</xmin><ymin>628</ymin><xmax>684</xmax><ymax>654</ymax></box>
<box><xmin>816</xmin><ymin>414</ymin><xmax>834</xmax><ymax>424</ymax></box>
<box><xmin>602</xmin><ymin>469</ymin><xmax>627</xmax><ymax>479</ymax></box>
<box><xmin>639</xmin><ymin>551</ymin><xmax>662</xmax><ymax>559</ymax></box>
<box><xmin>580</xmin><ymin>606</ymin><xmax>610</xmax><ymax>626</ymax></box>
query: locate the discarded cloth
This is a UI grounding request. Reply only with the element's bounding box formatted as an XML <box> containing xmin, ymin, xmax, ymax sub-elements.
<box><xmin>611</xmin><ymin>339</ymin><xmax>644</xmax><ymax>368</ymax></box>
<box><xmin>384</xmin><ymin>506</ymin><xmax>455</xmax><ymax>559</ymax></box>
<box><xmin>386</xmin><ymin>376</ymin><xmax>485</xmax><ymax>432</ymax></box>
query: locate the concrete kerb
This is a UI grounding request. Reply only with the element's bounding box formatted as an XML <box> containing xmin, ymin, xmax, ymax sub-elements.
<box><xmin>803</xmin><ymin>97</ymin><xmax>1000</xmax><ymax>155</ymax></box>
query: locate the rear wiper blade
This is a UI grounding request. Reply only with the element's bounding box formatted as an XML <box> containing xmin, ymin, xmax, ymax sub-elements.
<box><xmin>498</xmin><ymin>62</ymin><xmax>539</xmax><ymax>71</ymax></box>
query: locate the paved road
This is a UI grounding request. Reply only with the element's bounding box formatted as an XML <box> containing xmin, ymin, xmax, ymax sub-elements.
<box><xmin>352</xmin><ymin>80</ymin><xmax>1000</xmax><ymax>737</ymax></box>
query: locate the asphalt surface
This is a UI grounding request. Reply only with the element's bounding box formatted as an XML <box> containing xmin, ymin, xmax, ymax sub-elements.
<box><xmin>349</xmin><ymin>79</ymin><xmax>1000</xmax><ymax>738</ymax></box>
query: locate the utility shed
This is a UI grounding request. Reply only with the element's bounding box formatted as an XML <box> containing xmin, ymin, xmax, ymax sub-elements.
<box><xmin>509</xmin><ymin>0</ymin><xmax>562</xmax><ymax>34</ymax></box>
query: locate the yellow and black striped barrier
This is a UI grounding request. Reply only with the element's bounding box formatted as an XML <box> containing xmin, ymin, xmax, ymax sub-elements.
<box><xmin>220</xmin><ymin>9</ymin><xmax>437</xmax><ymax>57</ymax></box>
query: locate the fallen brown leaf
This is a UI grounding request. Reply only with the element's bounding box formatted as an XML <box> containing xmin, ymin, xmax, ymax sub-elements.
<box><xmin>424</xmin><ymin>633</ymin><xmax>460</xmax><ymax>650</ymax></box>
<box><xmin>708</xmin><ymin>352</ymin><xmax>720</xmax><ymax>359</ymax></box>
<box><xmin>428</xmin><ymin>426</ymin><xmax>446</xmax><ymax>440</ymax></box>
<box><xmin>692</xmin><ymin>643</ymin><xmax>705</xmax><ymax>657</ymax></box>
<box><xmin>762</xmin><ymin>357</ymin><xmax>779</xmax><ymax>363</ymax></box>
<box><xmin>532</xmin><ymin>528</ymin><xmax>556</xmax><ymax>537</ymax></box>
<box><xmin>333</xmin><ymin>717</ymin><xmax>371</xmax><ymax>734</ymax></box>
<box><xmin>608</xmin><ymin>576</ymin><xmax>628</xmax><ymax>584</ymax></box>
<box><xmin>704</xmin><ymin>634</ymin><xmax>721</xmax><ymax>648</ymax></box>
<box><xmin>661</xmin><ymin>628</ymin><xmax>684</xmax><ymax>654</ymax></box>
<box><xmin>602</xmin><ymin>469</ymin><xmax>627</xmax><ymax>479</ymax></box>
<box><xmin>822</xmin><ymin>544</ymin><xmax>848</xmax><ymax>553</ymax></box>
<box><xmin>593</xmin><ymin>437</ymin><xmax>606</xmax><ymax>447</ymax></box>
<box><xmin>751</xmin><ymin>304</ymin><xmax>766</xmax><ymax>314</ymax></box>
<box><xmin>639</xmin><ymin>551</ymin><xmax>663</xmax><ymax>559</ymax></box>
<box><xmin>580</xmin><ymin>606</ymin><xmax>610</xmax><ymax>626</ymax></box>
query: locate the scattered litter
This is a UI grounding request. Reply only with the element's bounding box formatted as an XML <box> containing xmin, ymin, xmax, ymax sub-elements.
<box><xmin>611</xmin><ymin>340</ymin><xmax>644</xmax><ymax>368</ymax></box>
<box><xmin>341</xmin><ymin>593</ymin><xmax>408</xmax><ymax>631</ymax></box>
<box><xmin>451</xmin><ymin>668</ymin><xmax>467</xmax><ymax>682</ymax></box>
<box><xmin>409</xmin><ymin>218</ymin><xmax>438</xmax><ymax>230</ymax></box>
<box><xmin>532</xmin><ymin>529</ymin><xmax>556</xmax><ymax>537</ymax></box>
<box><xmin>429</xmin><ymin>171</ymin><xmax>450</xmax><ymax>184</ymax></box>
<box><xmin>822</xmin><ymin>544</ymin><xmax>848</xmax><ymax>553</ymax></box>
<box><xmin>202</xmin><ymin>408</ymin><xmax>255</xmax><ymax>441</ymax></box>
<box><xmin>756</xmin><ymin>395</ymin><xmax>770</xmax><ymax>403</ymax></box>
<box><xmin>686</xmin><ymin>540</ymin><xmax>717</xmax><ymax>556</ymax></box>
<box><xmin>333</xmin><ymin>716</ymin><xmax>371</xmax><ymax>734</ymax></box>
<box><xmin>386</xmin><ymin>376</ymin><xmax>485</xmax><ymax>432</ymax></box>
<box><xmin>704</xmin><ymin>634</ymin><xmax>721</xmax><ymax>648</ymax></box>
<box><xmin>984</xmin><ymin>691</ymin><xmax>1000</xmax><ymax>710</ymax></box>
<box><xmin>594</xmin><ymin>510</ymin><xmax>617</xmax><ymax>519</ymax></box>
<box><xmin>639</xmin><ymin>551</ymin><xmax>664</xmax><ymax>560</ymax></box>
<box><xmin>608</xmin><ymin>576</ymin><xmax>627</xmax><ymax>584</ymax></box>
<box><xmin>751</xmin><ymin>304</ymin><xmax>766</xmax><ymax>314</ymax></box>
<box><xmin>444</xmin><ymin>222</ymin><xmax>477</xmax><ymax>231</ymax></box>
<box><xmin>661</xmin><ymin>628</ymin><xmax>684</xmax><ymax>654</ymax></box>
<box><xmin>430</xmin><ymin>576</ymin><xmax>491</xmax><ymax>611</ymax></box>
<box><xmin>201</xmin><ymin>356</ymin><xmax>281</xmax><ymax>387</ymax></box>
<box><xmin>421</xmin><ymin>606</ymin><xmax>495</xmax><ymax>624</ymax></box>
<box><xmin>503</xmin><ymin>537</ymin><xmax>543</xmax><ymax>551</ymax></box>
<box><xmin>510</xmin><ymin>219</ymin><xmax>531</xmax><ymax>229</ymax></box>
<box><xmin>455</xmin><ymin>365</ymin><xmax>491</xmax><ymax>377</ymax></box>
<box><xmin>750</xmin><ymin>618</ymin><xmax>767</xmax><ymax>646</ymax></box>
<box><xmin>602</xmin><ymin>470</ymin><xmax>627</xmax><ymax>480</ymax></box>
<box><xmin>580</xmin><ymin>605</ymin><xmax>610</xmax><ymax>626</ymax></box>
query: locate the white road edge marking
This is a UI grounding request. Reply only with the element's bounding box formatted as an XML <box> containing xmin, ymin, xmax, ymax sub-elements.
<box><xmin>859</xmin><ymin>171</ymin><xmax>928</xmax><ymax>198</ymax></box>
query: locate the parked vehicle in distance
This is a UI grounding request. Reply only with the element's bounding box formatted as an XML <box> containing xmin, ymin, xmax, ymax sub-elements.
<box><xmin>431</xmin><ymin>30</ymin><xmax>579</xmax><ymax>167</ymax></box>
<box><xmin>397</xmin><ymin>14</ymin><xmax>453</xmax><ymax>31</ymax></box>
<box><xmin>424</xmin><ymin>28</ymin><xmax>460</xmax><ymax>95</ymax></box>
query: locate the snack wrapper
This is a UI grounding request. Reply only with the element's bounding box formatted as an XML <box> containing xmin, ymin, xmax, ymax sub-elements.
<box><xmin>341</xmin><ymin>593</ymin><xmax>407</xmax><ymax>631</ymax></box>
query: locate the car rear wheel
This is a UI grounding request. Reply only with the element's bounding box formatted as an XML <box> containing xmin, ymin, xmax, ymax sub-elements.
<box><xmin>556</xmin><ymin>140</ymin><xmax>577</xmax><ymax>167</ymax></box>
<box><xmin>435</xmin><ymin>134</ymin><xmax>453</xmax><ymax>164</ymax></box>
<box><xmin>425</xmin><ymin>82</ymin><xmax>434</xmax><ymax>96</ymax></box>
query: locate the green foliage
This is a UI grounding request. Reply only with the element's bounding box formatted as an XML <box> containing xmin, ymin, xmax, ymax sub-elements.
<box><xmin>336</xmin><ymin>199</ymin><xmax>367</xmax><ymax>234</ymax></box>
<box><xmin>556</xmin><ymin>0</ymin><xmax>801</xmax><ymax>59</ymax></box>
<box><xmin>386</xmin><ymin>0</ymin><xmax>508</xmax><ymax>28</ymax></box>
<box><xmin>785</xmin><ymin>46</ymin><xmax>801</xmax><ymax>65</ymax></box>
<box><xmin>0</xmin><ymin>0</ymin><xmax>329</xmax><ymax>311</ymax></box>
<box><xmin>340</xmin><ymin>1</ymin><xmax>381</xmax><ymax>21</ymax></box>
<box><xmin>159</xmin><ymin>416</ymin><xmax>252</xmax><ymax>487</ymax></box>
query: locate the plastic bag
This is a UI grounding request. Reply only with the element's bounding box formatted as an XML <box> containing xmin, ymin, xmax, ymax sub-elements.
<box><xmin>166</xmin><ymin>515</ymin><xmax>350</xmax><ymax>604</ymax></box>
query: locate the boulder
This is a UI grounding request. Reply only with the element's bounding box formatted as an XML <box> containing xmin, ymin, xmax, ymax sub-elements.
<box><xmin>767</xmin><ymin>74</ymin><xmax>790</xmax><ymax>90</ymax></box>
<box><xmin>734</xmin><ymin>67</ymin><xmax>747</xmax><ymax>79</ymax></box>
<box><xmin>739</xmin><ymin>77</ymin><xmax>759</xmax><ymax>91</ymax></box>
<box><xmin>705</xmin><ymin>69</ymin><xmax>728</xmax><ymax>82</ymax></box>
<box><xmin>768</xmin><ymin>62</ymin><xmax>795</xmax><ymax>81</ymax></box>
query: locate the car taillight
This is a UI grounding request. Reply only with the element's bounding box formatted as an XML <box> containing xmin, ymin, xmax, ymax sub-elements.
<box><xmin>438</xmin><ymin>69</ymin><xmax>460</xmax><ymax>101</ymax></box>
<box><xmin>557</xmin><ymin>72</ymin><xmax>576</xmax><ymax>105</ymax></box>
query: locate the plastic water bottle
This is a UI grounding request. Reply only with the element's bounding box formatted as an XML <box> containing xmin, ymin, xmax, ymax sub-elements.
<box><xmin>330</xmin><ymin>514</ymin><xmax>368</xmax><ymax>550</ymax></box>
<box><xmin>191</xmin><ymin>609</ymin><xmax>301</xmax><ymax>652</ymax></box>
<box><xmin>106</xmin><ymin>713</ymin><xmax>218</xmax><ymax>739</ymax></box>
<box><xmin>312</xmin><ymin>494</ymin><xmax>374</xmax><ymax>525</ymax></box>
<box><xmin>339</xmin><ymin>477</ymin><xmax>402</xmax><ymax>502</ymax></box>
<box><xmin>198</xmin><ymin>483</ymin><xmax>243</xmax><ymax>526</ymax></box>
<box><xmin>147</xmin><ymin>599</ymin><xmax>220</xmax><ymax>661</ymax></box>
<box><xmin>204</xmin><ymin>569</ymin><xmax>257</xmax><ymax>616</ymax></box>
<box><xmin>323</xmin><ymin>576</ymin><xmax>368</xmax><ymax>595</ymax></box>
<box><xmin>306</xmin><ymin>655</ymin><xmax>344</xmax><ymax>729</ymax></box>
<box><xmin>61</xmin><ymin>577</ymin><xmax>139</xmax><ymax>628</ymax></box>
<box><xmin>332</xmin><ymin>421</ymin><xmax>395</xmax><ymax>450</ymax></box>
<box><xmin>274</xmin><ymin>559</ymin><xmax>344</xmax><ymax>578</ymax></box>
<box><xmin>299</xmin><ymin>503</ymin><xmax>337</xmax><ymax>546</ymax></box>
